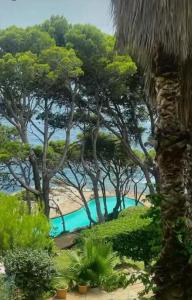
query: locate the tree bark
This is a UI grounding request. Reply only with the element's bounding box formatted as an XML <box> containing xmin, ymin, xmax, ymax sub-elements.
<box><xmin>92</xmin><ymin>180</ymin><xmax>104</xmax><ymax>223</ymax></box>
<box><xmin>154</xmin><ymin>48</ymin><xmax>192</xmax><ymax>299</ymax></box>
<box><xmin>50</xmin><ymin>198</ymin><xmax>66</xmax><ymax>233</ymax></box>
<box><xmin>81</xmin><ymin>98</ymin><xmax>104</xmax><ymax>223</ymax></box>
<box><xmin>113</xmin><ymin>185</ymin><xmax>121</xmax><ymax>217</ymax></box>
<box><xmin>79</xmin><ymin>190</ymin><xmax>96</xmax><ymax>225</ymax></box>
<box><xmin>20</xmin><ymin>126</ymin><xmax>42</xmax><ymax>199</ymax></box>
<box><xmin>185</xmin><ymin>145</ymin><xmax>192</xmax><ymax>212</ymax></box>
<box><xmin>99</xmin><ymin>178</ymin><xmax>108</xmax><ymax>218</ymax></box>
<box><xmin>42</xmin><ymin>176</ymin><xmax>50</xmax><ymax>218</ymax></box>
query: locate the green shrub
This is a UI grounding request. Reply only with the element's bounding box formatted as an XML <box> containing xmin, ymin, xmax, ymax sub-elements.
<box><xmin>0</xmin><ymin>275</ymin><xmax>19</xmax><ymax>300</ymax></box>
<box><xmin>0</xmin><ymin>193</ymin><xmax>53</xmax><ymax>254</ymax></box>
<box><xmin>52</xmin><ymin>251</ymin><xmax>72</xmax><ymax>291</ymax></box>
<box><xmin>144</xmin><ymin>194</ymin><xmax>163</xmax><ymax>257</ymax></box>
<box><xmin>52</xmin><ymin>276</ymin><xmax>68</xmax><ymax>290</ymax></box>
<box><xmin>81</xmin><ymin>207</ymin><xmax>160</xmax><ymax>265</ymax></box>
<box><xmin>4</xmin><ymin>249</ymin><xmax>55</xmax><ymax>300</ymax></box>
<box><xmin>53</xmin><ymin>250</ymin><xmax>72</xmax><ymax>274</ymax></box>
<box><xmin>100</xmin><ymin>271</ymin><xmax>129</xmax><ymax>292</ymax></box>
<box><xmin>66</xmin><ymin>239</ymin><xmax>117</xmax><ymax>287</ymax></box>
<box><xmin>118</xmin><ymin>206</ymin><xmax>147</xmax><ymax>218</ymax></box>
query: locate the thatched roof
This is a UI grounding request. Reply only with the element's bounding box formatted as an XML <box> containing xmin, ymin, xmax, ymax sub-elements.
<box><xmin>111</xmin><ymin>0</ymin><xmax>192</xmax><ymax>126</ymax></box>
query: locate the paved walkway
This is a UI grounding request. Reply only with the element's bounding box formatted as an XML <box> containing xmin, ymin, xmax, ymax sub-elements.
<box><xmin>49</xmin><ymin>283</ymin><xmax>145</xmax><ymax>300</ymax></box>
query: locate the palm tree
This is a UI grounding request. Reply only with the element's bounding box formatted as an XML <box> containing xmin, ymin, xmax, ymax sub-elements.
<box><xmin>111</xmin><ymin>1</ymin><xmax>192</xmax><ymax>299</ymax></box>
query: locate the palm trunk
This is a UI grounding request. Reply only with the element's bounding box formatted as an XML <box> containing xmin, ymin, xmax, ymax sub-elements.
<box><xmin>153</xmin><ymin>48</ymin><xmax>191</xmax><ymax>299</ymax></box>
<box><xmin>183</xmin><ymin>145</ymin><xmax>192</xmax><ymax>298</ymax></box>
<box><xmin>185</xmin><ymin>145</ymin><xmax>192</xmax><ymax>211</ymax></box>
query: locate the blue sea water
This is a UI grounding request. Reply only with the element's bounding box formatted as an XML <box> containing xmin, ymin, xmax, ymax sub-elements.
<box><xmin>50</xmin><ymin>196</ymin><xmax>140</xmax><ymax>237</ymax></box>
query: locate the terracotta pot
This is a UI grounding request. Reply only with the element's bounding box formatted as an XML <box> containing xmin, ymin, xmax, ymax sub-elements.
<box><xmin>56</xmin><ymin>288</ymin><xmax>67</xmax><ymax>299</ymax></box>
<box><xmin>78</xmin><ymin>285</ymin><xmax>88</xmax><ymax>294</ymax></box>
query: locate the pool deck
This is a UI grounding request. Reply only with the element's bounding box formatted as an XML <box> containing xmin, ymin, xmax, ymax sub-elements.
<box><xmin>49</xmin><ymin>186</ymin><xmax>147</xmax><ymax>219</ymax></box>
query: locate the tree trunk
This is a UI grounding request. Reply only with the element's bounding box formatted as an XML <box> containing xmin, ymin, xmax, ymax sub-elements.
<box><xmin>185</xmin><ymin>145</ymin><xmax>192</xmax><ymax>212</ymax></box>
<box><xmin>92</xmin><ymin>181</ymin><xmax>104</xmax><ymax>223</ymax></box>
<box><xmin>25</xmin><ymin>190</ymin><xmax>32</xmax><ymax>214</ymax></box>
<box><xmin>99</xmin><ymin>180</ymin><xmax>108</xmax><ymax>217</ymax></box>
<box><xmin>42</xmin><ymin>176</ymin><xmax>50</xmax><ymax>218</ymax></box>
<box><xmin>20</xmin><ymin>127</ymin><xmax>42</xmax><ymax>200</ymax></box>
<box><xmin>153</xmin><ymin>48</ymin><xmax>192</xmax><ymax>299</ymax></box>
<box><xmin>122</xmin><ymin>195</ymin><xmax>126</xmax><ymax>209</ymax></box>
<box><xmin>50</xmin><ymin>197</ymin><xmax>66</xmax><ymax>232</ymax></box>
<box><xmin>113</xmin><ymin>187</ymin><xmax>121</xmax><ymax>217</ymax></box>
<box><xmin>79</xmin><ymin>190</ymin><xmax>96</xmax><ymax>225</ymax></box>
<box><xmin>29</xmin><ymin>152</ymin><xmax>42</xmax><ymax>195</ymax></box>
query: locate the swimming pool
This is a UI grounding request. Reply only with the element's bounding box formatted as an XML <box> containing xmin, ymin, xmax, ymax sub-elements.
<box><xmin>50</xmin><ymin>196</ymin><xmax>139</xmax><ymax>237</ymax></box>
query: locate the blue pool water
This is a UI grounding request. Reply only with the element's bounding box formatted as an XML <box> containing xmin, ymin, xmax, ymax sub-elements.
<box><xmin>50</xmin><ymin>196</ymin><xmax>139</xmax><ymax>237</ymax></box>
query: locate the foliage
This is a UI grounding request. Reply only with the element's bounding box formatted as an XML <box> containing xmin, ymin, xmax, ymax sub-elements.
<box><xmin>24</xmin><ymin>28</ymin><xmax>55</xmax><ymax>54</ymax></box>
<box><xmin>66</xmin><ymin>24</ymin><xmax>108</xmax><ymax>69</ymax></box>
<box><xmin>128</xmin><ymin>269</ymin><xmax>156</xmax><ymax>299</ymax></box>
<box><xmin>53</xmin><ymin>248</ymin><xmax>131</xmax><ymax>292</ymax></box>
<box><xmin>4</xmin><ymin>249</ymin><xmax>55</xmax><ymax>300</ymax></box>
<box><xmin>81</xmin><ymin>132</ymin><xmax>131</xmax><ymax>164</ymax></box>
<box><xmin>66</xmin><ymin>239</ymin><xmax>117</xmax><ymax>287</ymax></box>
<box><xmin>0</xmin><ymin>26</ymin><xmax>26</xmax><ymax>54</ymax></box>
<box><xmin>52</xmin><ymin>251</ymin><xmax>72</xmax><ymax>290</ymax></box>
<box><xmin>0</xmin><ymin>275</ymin><xmax>19</xmax><ymax>300</ymax></box>
<box><xmin>0</xmin><ymin>193</ymin><xmax>52</xmax><ymax>253</ymax></box>
<box><xmin>40</xmin><ymin>15</ymin><xmax>70</xmax><ymax>46</ymax></box>
<box><xmin>0</xmin><ymin>26</ymin><xmax>55</xmax><ymax>54</ymax></box>
<box><xmin>144</xmin><ymin>194</ymin><xmax>162</xmax><ymax>257</ymax></box>
<box><xmin>0</xmin><ymin>51</ymin><xmax>46</xmax><ymax>95</ymax></box>
<box><xmin>52</xmin><ymin>276</ymin><xmax>68</xmax><ymax>290</ymax></box>
<box><xmin>0</xmin><ymin>19</ymin><xmax>154</xmax><ymax>234</ymax></box>
<box><xmin>39</xmin><ymin>46</ymin><xmax>83</xmax><ymax>80</ymax></box>
<box><xmin>66</xmin><ymin>23</ymin><xmax>136</xmax><ymax>95</ymax></box>
<box><xmin>37</xmin><ymin>46</ymin><xmax>83</xmax><ymax>101</ymax></box>
<box><xmin>81</xmin><ymin>207</ymin><xmax>159</xmax><ymax>264</ymax></box>
<box><xmin>0</xmin><ymin>43</ymin><xmax>83</xmax><ymax>216</ymax></box>
<box><xmin>53</xmin><ymin>250</ymin><xmax>72</xmax><ymax>274</ymax></box>
<box><xmin>100</xmin><ymin>271</ymin><xmax>129</xmax><ymax>292</ymax></box>
<box><xmin>0</xmin><ymin>126</ymin><xmax>29</xmax><ymax>163</ymax></box>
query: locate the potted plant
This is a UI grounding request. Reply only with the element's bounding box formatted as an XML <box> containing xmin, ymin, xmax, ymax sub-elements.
<box><xmin>77</xmin><ymin>279</ymin><xmax>89</xmax><ymax>295</ymax></box>
<box><xmin>66</xmin><ymin>239</ymin><xmax>116</xmax><ymax>294</ymax></box>
<box><xmin>53</xmin><ymin>276</ymin><xmax>68</xmax><ymax>299</ymax></box>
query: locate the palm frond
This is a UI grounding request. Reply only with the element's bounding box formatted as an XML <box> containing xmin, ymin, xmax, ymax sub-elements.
<box><xmin>65</xmin><ymin>239</ymin><xmax>117</xmax><ymax>286</ymax></box>
<box><xmin>111</xmin><ymin>0</ymin><xmax>192</xmax><ymax>127</ymax></box>
<box><xmin>111</xmin><ymin>0</ymin><xmax>192</xmax><ymax>62</ymax></box>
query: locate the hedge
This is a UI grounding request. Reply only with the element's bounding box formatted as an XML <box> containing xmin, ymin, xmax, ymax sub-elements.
<box><xmin>81</xmin><ymin>207</ymin><xmax>160</xmax><ymax>265</ymax></box>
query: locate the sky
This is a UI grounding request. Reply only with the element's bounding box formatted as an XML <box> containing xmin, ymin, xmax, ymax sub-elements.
<box><xmin>0</xmin><ymin>0</ymin><xmax>113</xmax><ymax>34</ymax></box>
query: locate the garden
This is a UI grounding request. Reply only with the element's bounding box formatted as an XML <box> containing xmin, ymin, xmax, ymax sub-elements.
<box><xmin>0</xmin><ymin>192</ymin><xmax>161</xmax><ymax>299</ymax></box>
<box><xmin>1</xmin><ymin>1</ymin><xmax>192</xmax><ymax>299</ymax></box>
<box><xmin>0</xmin><ymin>14</ymin><xmax>159</xmax><ymax>299</ymax></box>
